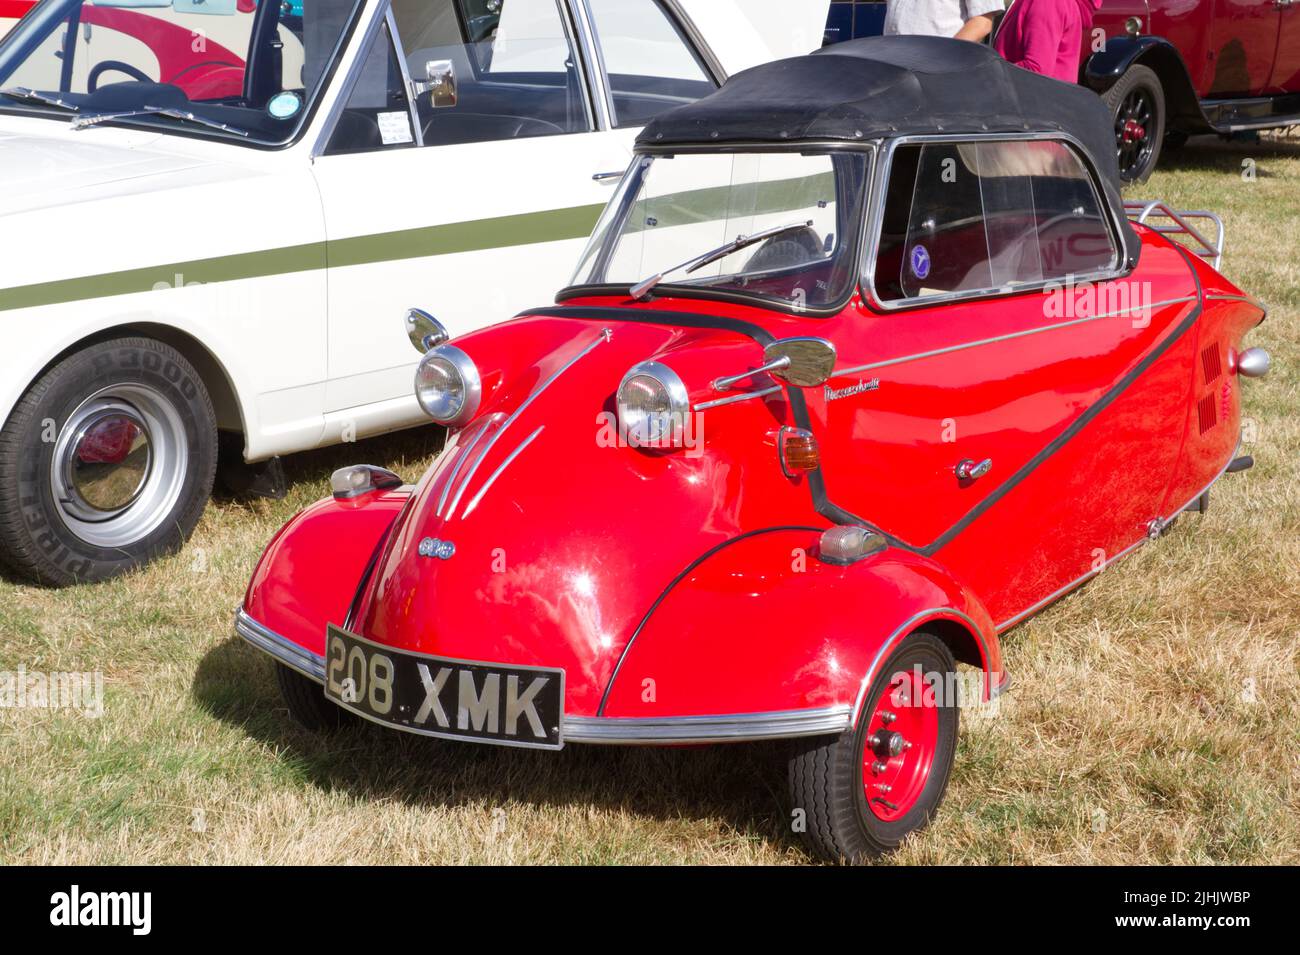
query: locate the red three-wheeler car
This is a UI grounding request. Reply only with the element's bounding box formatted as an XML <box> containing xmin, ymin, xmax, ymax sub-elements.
<box><xmin>236</xmin><ymin>37</ymin><xmax>1269</xmax><ymax>861</ymax></box>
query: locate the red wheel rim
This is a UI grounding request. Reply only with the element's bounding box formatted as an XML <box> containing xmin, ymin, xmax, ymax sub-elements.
<box><xmin>862</xmin><ymin>668</ymin><xmax>939</xmax><ymax>822</ymax></box>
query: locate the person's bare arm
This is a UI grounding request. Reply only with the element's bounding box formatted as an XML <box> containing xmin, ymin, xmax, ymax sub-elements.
<box><xmin>954</xmin><ymin>13</ymin><xmax>995</xmax><ymax>41</ymax></box>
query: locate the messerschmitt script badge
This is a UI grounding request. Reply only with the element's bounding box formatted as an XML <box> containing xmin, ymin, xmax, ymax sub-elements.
<box><xmin>825</xmin><ymin>378</ymin><xmax>880</xmax><ymax>402</ymax></box>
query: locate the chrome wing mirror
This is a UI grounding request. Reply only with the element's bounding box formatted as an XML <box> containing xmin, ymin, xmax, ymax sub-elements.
<box><xmin>713</xmin><ymin>337</ymin><xmax>837</xmax><ymax>391</ymax></box>
<box><xmin>413</xmin><ymin>59</ymin><xmax>457</xmax><ymax>108</ymax></box>
<box><xmin>405</xmin><ymin>307</ymin><xmax>448</xmax><ymax>354</ymax></box>
<box><xmin>763</xmin><ymin>338</ymin><xmax>837</xmax><ymax>387</ymax></box>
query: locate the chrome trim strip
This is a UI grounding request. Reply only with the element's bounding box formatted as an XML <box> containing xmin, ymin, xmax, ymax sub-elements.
<box><xmin>693</xmin><ymin>385</ymin><xmax>783</xmax><ymax>411</ymax></box>
<box><xmin>311</xmin><ymin>0</ymin><xmax>393</xmax><ymax>160</ymax></box>
<box><xmin>235</xmin><ymin>608</ymin><xmax>325</xmax><ymax>682</ymax></box>
<box><xmin>832</xmin><ymin>297</ymin><xmax>1198</xmax><ymax>377</ymax></box>
<box><xmin>563</xmin><ymin>706</ymin><xmax>851</xmax><ymax>744</ymax></box>
<box><xmin>386</xmin><ymin>5</ymin><xmax>424</xmax><ymax>148</ymax></box>
<box><xmin>444</xmin><ymin>329</ymin><xmax>610</xmax><ymax>520</ymax></box>
<box><xmin>993</xmin><ymin>536</ymin><xmax>1147</xmax><ymax>633</ymax></box>
<box><xmin>993</xmin><ymin>447</ymin><xmax>1241</xmax><ymax>632</ymax></box>
<box><xmin>570</xmin><ymin>0</ymin><xmax>612</xmax><ymax>131</ymax></box>
<box><xmin>234</xmin><ymin>608</ymin><xmax>849</xmax><ymax>743</ymax></box>
<box><xmin>460</xmin><ymin>425</ymin><xmax>544</xmax><ymax>519</ymax></box>
<box><xmin>435</xmin><ymin>421</ymin><xmax>492</xmax><ymax>517</ymax></box>
<box><xmin>558</xmin><ymin>0</ymin><xmax>599</xmax><ymax>133</ymax></box>
<box><xmin>849</xmin><ymin>606</ymin><xmax>990</xmax><ymax>725</ymax></box>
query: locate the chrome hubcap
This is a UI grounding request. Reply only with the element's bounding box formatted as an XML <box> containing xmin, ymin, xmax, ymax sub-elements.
<box><xmin>51</xmin><ymin>384</ymin><xmax>188</xmax><ymax>549</ymax></box>
<box><xmin>64</xmin><ymin>407</ymin><xmax>151</xmax><ymax>516</ymax></box>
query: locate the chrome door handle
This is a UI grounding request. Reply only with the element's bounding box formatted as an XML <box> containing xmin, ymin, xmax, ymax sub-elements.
<box><xmin>955</xmin><ymin>458</ymin><xmax>992</xmax><ymax>481</ymax></box>
<box><xmin>592</xmin><ymin>170</ymin><xmax>624</xmax><ymax>182</ymax></box>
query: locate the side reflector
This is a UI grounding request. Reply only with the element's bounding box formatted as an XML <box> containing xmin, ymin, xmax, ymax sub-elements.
<box><xmin>330</xmin><ymin>465</ymin><xmax>404</xmax><ymax>500</ymax></box>
<box><xmin>817</xmin><ymin>525</ymin><xmax>887</xmax><ymax>566</ymax></box>
<box><xmin>778</xmin><ymin>427</ymin><xmax>820</xmax><ymax>476</ymax></box>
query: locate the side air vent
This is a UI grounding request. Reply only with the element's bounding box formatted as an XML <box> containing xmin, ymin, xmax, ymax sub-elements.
<box><xmin>1197</xmin><ymin>393</ymin><xmax>1218</xmax><ymax>434</ymax></box>
<box><xmin>1201</xmin><ymin>342</ymin><xmax>1222</xmax><ymax>384</ymax></box>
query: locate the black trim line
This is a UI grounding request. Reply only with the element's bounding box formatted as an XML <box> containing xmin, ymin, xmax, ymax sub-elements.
<box><xmin>915</xmin><ymin>244</ymin><xmax>1205</xmax><ymax>556</ymax></box>
<box><xmin>595</xmin><ymin>524</ymin><xmax>823</xmax><ymax>717</ymax></box>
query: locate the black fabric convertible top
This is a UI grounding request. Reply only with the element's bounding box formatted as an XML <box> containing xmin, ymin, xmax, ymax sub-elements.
<box><xmin>639</xmin><ymin>37</ymin><xmax>1138</xmax><ymax>263</ymax></box>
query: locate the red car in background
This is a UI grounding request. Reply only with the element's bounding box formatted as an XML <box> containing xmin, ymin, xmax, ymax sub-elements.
<box><xmin>1081</xmin><ymin>0</ymin><xmax>1300</xmax><ymax>182</ymax></box>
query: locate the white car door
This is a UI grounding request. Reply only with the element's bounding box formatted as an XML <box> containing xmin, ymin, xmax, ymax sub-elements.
<box><xmin>311</xmin><ymin>0</ymin><xmax>726</xmax><ymax>437</ymax></box>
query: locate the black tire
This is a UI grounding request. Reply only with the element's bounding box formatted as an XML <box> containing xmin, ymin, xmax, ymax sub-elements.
<box><xmin>275</xmin><ymin>663</ymin><xmax>357</xmax><ymax>731</ymax></box>
<box><xmin>1103</xmin><ymin>64</ymin><xmax>1166</xmax><ymax>184</ymax></box>
<box><xmin>789</xmin><ymin>632</ymin><xmax>958</xmax><ymax>862</ymax></box>
<box><xmin>0</xmin><ymin>337</ymin><xmax>217</xmax><ymax>586</ymax></box>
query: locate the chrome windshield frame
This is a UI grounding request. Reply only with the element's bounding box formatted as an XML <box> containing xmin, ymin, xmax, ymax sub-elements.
<box><xmin>560</xmin><ymin>141</ymin><xmax>877</xmax><ymax>318</ymax></box>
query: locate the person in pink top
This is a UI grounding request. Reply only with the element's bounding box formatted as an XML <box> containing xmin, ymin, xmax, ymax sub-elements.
<box><xmin>994</xmin><ymin>0</ymin><xmax>1103</xmax><ymax>83</ymax></box>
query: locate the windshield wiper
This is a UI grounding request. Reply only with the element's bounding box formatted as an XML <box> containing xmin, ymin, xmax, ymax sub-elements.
<box><xmin>70</xmin><ymin>105</ymin><xmax>249</xmax><ymax>137</ymax></box>
<box><xmin>0</xmin><ymin>87</ymin><xmax>79</xmax><ymax>112</ymax></box>
<box><xmin>629</xmin><ymin>220</ymin><xmax>814</xmax><ymax>301</ymax></box>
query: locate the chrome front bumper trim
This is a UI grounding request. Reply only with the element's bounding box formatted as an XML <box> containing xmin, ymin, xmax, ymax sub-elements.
<box><xmin>561</xmin><ymin>707</ymin><xmax>851</xmax><ymax>744</ymax></box>
<box><xmin>234</xmin><ymin>608</ymin><xmax>851</xmax><ymax>744</ymax></box>
<box><xmin>235</xmin><ymin>608</ymin><xmax>326</xmax><ymax>683</ymax></box>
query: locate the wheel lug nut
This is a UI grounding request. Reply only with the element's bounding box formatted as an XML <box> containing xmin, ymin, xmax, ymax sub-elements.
<box><xmin>902</xmin><ymin>740</ymin><xmax>913</xmax><ymax>751</ymax></box>
<box><xmin>880</xmin><ymin>711</ymin><xmax>896</xmax><ymax>724</ymax></box>
<box><xmin>868</xmin><ymin>732</ymin><xmax>883</xmax><ymax>748</ymax></box>
<box><xmin>875</xmin><ymin>784</ymin><xmax>892</xmax><ymax>793</ymax></box>
<box><xmin>871</xmin><ymin>760</ymin><xmax>888</xmax><ymax>774</ymax></box>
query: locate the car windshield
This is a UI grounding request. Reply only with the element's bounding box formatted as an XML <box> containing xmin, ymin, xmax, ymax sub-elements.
<box><xmin>571</xmin><ymin>149</ymin><xmax>871</xmax><ymax>311</ymax></box>
<box><xmin>0</xmin><ymin>0</ymin><xmax>365</xmax><ymax>145</ymax></box>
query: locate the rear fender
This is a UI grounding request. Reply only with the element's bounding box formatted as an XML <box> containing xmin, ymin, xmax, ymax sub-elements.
<box><xmin>598</xmin><ymin>528</ymin><xmax>1005</xmax><ymax>724</ymax></box>
<box><xmin>242</xmin><ymin>490</ymin><xmax>410</xmax><ymax>659</ymax></box>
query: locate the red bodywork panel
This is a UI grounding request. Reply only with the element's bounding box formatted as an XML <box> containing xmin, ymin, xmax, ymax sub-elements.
<box><xmin>1090</xmin><ymin>0</ymin><xmax>1300</xmax><ymax>97</ymax></box>
<box><xmin>243</xmin><ymin>224</ymin><xmax>1263</xmax><ymax>728</ymax></box>
<box><xmin>244</xmin><ymin>491</ymin><xmax>409</xmax><ymax>660</ymax></box>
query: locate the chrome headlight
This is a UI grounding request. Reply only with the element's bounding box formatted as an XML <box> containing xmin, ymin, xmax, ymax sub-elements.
<box><xmin>415</xmin><ymin>345</ymin><xmax>481</xmax><ymax>426</ymax></box>
<box><xmin>617</xmin><ymin>360</ymin><xmax>689</xmax><ymax>447</ymax></box>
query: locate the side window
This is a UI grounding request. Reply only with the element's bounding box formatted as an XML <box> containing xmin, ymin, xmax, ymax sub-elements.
<box><xmin>874</xmin><ymin>140</ymin><xmax>1119</xmax><ymax>302</ymax></box>
<box><xmin>325</xmin><ymin>22</ymin><xmax>415</xmax><ymax>155</ymax></box>
<box><xmin>389</xmin><ymin>0</ymin><xmax>591</xmax><ymax>147</ymax></box>
<box><xmin>587</xmin><ymin>0</ymin><xmax>717</xmax><ymax>128</ymax></box>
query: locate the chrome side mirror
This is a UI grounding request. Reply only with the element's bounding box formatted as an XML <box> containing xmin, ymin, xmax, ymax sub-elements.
<box><xmin>413</xmin><ymin>59</ymin><xmax>457</xmax><ymax>108</ymax></box>
<box><xmin>405</xmin><ymin>307</ymin><xmax>448</xmax><ymax>354</ymax></box>
<box><xmin>763</xmin><ymin>337</ymin><xmax>837</xmax><ymax>387</ymax></box>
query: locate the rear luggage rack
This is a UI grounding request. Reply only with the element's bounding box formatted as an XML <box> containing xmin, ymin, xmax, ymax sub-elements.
<box><xmin>1125</xmin><ymin>200</ymin><xmax>1225</xmax><ymax>271</ymax></box>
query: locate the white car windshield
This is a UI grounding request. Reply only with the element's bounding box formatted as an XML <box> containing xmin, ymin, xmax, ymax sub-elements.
<box><xmin>0</xmin><ymin>0</ymin><xmax>364</xmax><ymax>144</ymax></box>
<box><xmin>571</xmin><ymin>149</ymin><xmax>871</xmax><ymax>311</ymax></box>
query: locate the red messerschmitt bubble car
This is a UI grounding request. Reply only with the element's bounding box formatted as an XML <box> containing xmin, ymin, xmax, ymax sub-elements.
<box><xmin>236</xmin><ymin>37</ymin><xmax>1270</xmax><ymax>861</ymax></box>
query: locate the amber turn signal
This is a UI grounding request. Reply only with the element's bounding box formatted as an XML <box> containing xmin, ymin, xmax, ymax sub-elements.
<box><xmin>778</xmin><ymin>427</ymin><xmax>820</xmax><ymax>476</ymax></box>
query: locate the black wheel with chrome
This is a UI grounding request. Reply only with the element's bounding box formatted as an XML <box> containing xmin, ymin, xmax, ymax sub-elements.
<box><xmin>0</xmin><ymin>337</ymin><xmax>217</xmax><ymax>585</ymax></box>
<box><xmin>1103</xmin><ymin>64</ymin><xmax>1166</xmax><ymax>185</ymax></box>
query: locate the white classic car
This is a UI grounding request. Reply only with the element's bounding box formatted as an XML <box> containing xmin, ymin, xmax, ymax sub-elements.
<box><xmin>0</xmin><ymin>0</ymin><xmax>829</xmax><ymax>585</ymax></box>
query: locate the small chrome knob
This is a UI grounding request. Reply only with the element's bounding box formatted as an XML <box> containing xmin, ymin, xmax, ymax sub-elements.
<box><xmin>956</xmin><ymin>458</ymin><xmax>993</xmax><ymax>481</ymax></box>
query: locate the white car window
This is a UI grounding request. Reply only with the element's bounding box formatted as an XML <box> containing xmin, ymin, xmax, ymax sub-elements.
<box><xmin>325</xmin><ymin>21</ymin><xmax>417</xmax><ymax>154</ymax></box>
<box><xmin>386</xmin><ymin>0</ymin><xmax>592</xmax><ymax>147</ymax></box>
<box><xmin>587</xmin><ymin>0</ymin><xmax>716</xmax><ymax>128</ymax></box>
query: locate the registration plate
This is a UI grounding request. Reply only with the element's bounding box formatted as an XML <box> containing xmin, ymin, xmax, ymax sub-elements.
<box><xmin>323</xmin><ymin>625</ymin><xmax>565</xmax><ymax>750</ymax></box>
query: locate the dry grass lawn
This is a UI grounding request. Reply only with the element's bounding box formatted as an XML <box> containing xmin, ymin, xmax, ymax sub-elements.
<box><xmin>1</xmin><ymin>136</ymin><xmax>1297</xmax><ymax>864</ymax></box>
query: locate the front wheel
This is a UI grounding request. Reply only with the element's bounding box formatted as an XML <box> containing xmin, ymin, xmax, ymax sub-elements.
<box><xmin>1103</xmin><ymin>64</ymin><xmax>1166</xmax><ymax>184</ymax></box>
<box><xmin>0</xmin><ymin>337</ymin><xmax>217</xmax><ymax>585</ymax></box>
<box><xmin>789</xmin><ymin>632</ymin><xmax>958</xmax><ymax>862</ymax></box>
